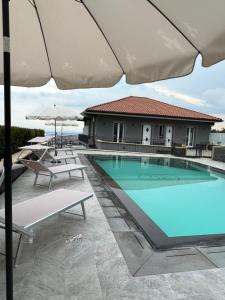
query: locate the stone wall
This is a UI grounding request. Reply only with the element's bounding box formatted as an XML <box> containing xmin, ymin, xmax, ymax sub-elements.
<box><xmin>212</xmin><ymin>146</ymin><xmax>225</xmax><ymax>162</ymax></box>
<box><xmin>95</xmin><ymin>140</ymin><xmax>171</xmax><ymax>154</ymax></box>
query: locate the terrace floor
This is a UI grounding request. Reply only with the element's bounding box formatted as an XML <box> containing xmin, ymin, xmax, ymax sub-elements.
<box><xmin>1</xmin><ymin>151</ymin><xmax>225</xmax><ymax>299</ymax></box>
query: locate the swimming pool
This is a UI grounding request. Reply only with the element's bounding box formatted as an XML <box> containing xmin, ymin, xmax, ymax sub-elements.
<box><xmin>89</xmin><ymin>155</ymin><xmax>225</xmax><ymax>248</ymax></box>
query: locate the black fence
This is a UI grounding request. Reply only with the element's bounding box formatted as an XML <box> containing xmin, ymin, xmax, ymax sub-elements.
<box><xmin>80</xmin><ymin>135</ymin><xmax>167</xmax><ymax>145</ymax></box>
<box><xmin>78</xmin><ymin>134</ymin><xmax>212</xmax><ymax>158</ymax></box>
<box><xmin>78</xmin><ymin>134</ymin><xmax>89</xmax><ymax>145</ymax></box>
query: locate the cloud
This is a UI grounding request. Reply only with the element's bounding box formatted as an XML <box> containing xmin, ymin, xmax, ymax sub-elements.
<box><xmin>202</xmin><ymin>88</ymin><xmax>225</xmax><ymax>113</ymax></box>
<box><xmin>144</xmin><ymin>83</ymin><xmax>206</xmax><ymax>106</ymax></box>
<box><xmin>211</xmin><ymin>114</ymin><xmax>225</xmax><ymax>130</ymax></box>
<box><xmin>0</xmin><ymin>78</ymin><xmax>133</xmax><ymax>131</ymax></box>
<box><xmin>0</xmin><ymin>76</ymin><xmax>223</xmax><ymax>134</ymax></box>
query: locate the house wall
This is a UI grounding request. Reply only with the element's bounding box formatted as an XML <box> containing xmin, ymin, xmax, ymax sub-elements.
<box><xmin>88</xmin><ymin>114</ymin><xmax>213</xmax><ymax>146</ymax></box>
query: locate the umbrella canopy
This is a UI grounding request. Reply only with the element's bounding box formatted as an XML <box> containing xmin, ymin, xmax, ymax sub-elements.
<box><xmin>45</xmin><ymin>120</ymin><xmax>79</xmax><ymax>126</ymax></box>
<box><xmin>26</xmin><ymin>105</ymin><xmax>83</xmax><ymax>121</ymax></box>
<box><xmin>1</xmin><ymin>0</ymin><xmax>225</xmax><ymax>89</ymax></box>
<box><xmin>26</xmin><ymin>105</ymin><xmax>82</xmax><ymax>154</ymax></box>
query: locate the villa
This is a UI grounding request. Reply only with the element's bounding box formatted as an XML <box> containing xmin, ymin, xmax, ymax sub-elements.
<box><xmin>80</xmin><ymin>96</ymin><xmax>222</xmax><ymax>153</ymax></box>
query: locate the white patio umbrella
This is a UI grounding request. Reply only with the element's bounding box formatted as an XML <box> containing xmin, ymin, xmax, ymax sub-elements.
<box><xmin>1</xmin><ymin>0</ymin><xmax>225</xmax><ymax>298</ymax></box>
<box><xmin>45</xmin><ymin>120</ymin><xmax>79</xmax><ymax>127</ymax></box>
<box><xmin>45</xmin><ymin>120</ymin><xmax>79</xmax><ymax>148</ymax></box>
<box><xmin>26</xmin><ymin>105</ymin><xmax>82</xmax><ymax>155</ymax></box>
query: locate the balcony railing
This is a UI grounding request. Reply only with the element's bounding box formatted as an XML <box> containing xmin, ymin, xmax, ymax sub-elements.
<box><xmin>86</xmin><ymin>135</ymin><xmax>167</xmax><ymax>145</ymax></box>
<box><xmin>78</xmin><ymin>134</ymin><xmax>89</xmax><ymax>144</ymax></box>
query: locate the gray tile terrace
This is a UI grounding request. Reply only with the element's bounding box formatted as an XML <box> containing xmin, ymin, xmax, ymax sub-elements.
<box><xmin>1</xmin><ymin>152</ymin><xmax>225</xmax><ymax>299</ymax></box>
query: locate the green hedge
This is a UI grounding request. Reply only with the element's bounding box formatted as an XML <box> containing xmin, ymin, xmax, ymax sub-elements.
<box><xmin>0</xmin><ymin>126</ymin><xmax>45</xmax><ymax>159</ymax></box>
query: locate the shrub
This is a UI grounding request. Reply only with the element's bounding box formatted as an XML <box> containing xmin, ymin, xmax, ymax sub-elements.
<box><xmin>0</xmin><ymin>126</ymin><xmax>45</xmax><ymax>159</ymax></box>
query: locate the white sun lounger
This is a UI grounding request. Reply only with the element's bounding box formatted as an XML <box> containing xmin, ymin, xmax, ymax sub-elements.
<box><xmin>19</xmin><ymin>146</ymin><xmax>77</xmax><ymax>164</ymax></box>
<box><xmin>0</xmin><ymin>189</ymin><xmax>93</xmax><ymax>265</ymax></box>
<box><xmin>33</xmin><ymin>149</ymin><xmax>78</xmax><ymax>164</ymax></box>
<box><xmin>56</xmin><ymin>148</ymin><xmax>76</xmax><ymax>155</ymax></box>
<box><xmin>56</xmin><ymin>145</ymin><xmax>85</xmax><ymax>155</ymax></box>
<box><xmin>20</xmin><ymin>159</ymin><xmax>87</xmax><ymax>189</ymax></box>
<box><xmin>50</xmin><ymin>153</ymin><xmax>78</xmax><ymax>164</ymax></box>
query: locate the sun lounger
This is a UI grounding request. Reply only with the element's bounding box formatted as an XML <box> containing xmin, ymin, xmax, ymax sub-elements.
<box><xmin>18</xmin><ymin>145</ymin><xmax>53</xmax><ymax>160</ymax></box>
<box><xmin>0</xmin><ymin>188</ymin><xmax>93</xmax><ymax>265</ymax></box>
<box><xmin>49</xmin><ymin>153</ymin><xmax>78</xmax><ymax>164</ymax></box>
<box><xmin>20</xmin><ymin>159</ymin><xmax>87</xmax><ymax>189</ymax></box>
<box><xmin>56</xmin><ymin>148</ymin><xmax>75</xmax><ymax>155</ymax></box>
<box><xmin>19</xmin><ymin>145</ymin><xmax>77</xmax><ymax>164</ymax></box>
<box><xmin>32</xmin><ymin>148</ymin><xmax>78</xmax><ymax>164</ymax></box>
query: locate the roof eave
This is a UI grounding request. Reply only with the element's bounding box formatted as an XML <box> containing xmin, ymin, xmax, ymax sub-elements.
<box><xmin>84</xmin><ymin>110</ymin><xmax>222</xmax><ymax>123</ymax></box>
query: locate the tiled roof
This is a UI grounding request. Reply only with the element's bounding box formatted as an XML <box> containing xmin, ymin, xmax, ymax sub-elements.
<box><xmin>85</xmin><ymin>96</ymin><xmax>222</xmax><ymax>122</ymax></box>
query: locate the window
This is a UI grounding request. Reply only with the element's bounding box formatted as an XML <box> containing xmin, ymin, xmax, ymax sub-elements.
<box><xmin>159</xmin><ymin>125</ymin><xmax>164</xmax><ymax>138</ymax></box>
<box><xmin>186</xmin><ymin>127</ymin><xmax>195</xmax><ymax>147</ymax></box>
<box><xmin>113</xmin><ymin>122</ymin><xmax>124</xmax><ymax>142</ymax></box>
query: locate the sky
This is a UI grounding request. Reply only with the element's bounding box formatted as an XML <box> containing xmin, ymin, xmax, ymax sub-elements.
<box><xmin>0</xmin><ymin>55</ymin><xmax>225</xmax><ymax>134</ymax></box>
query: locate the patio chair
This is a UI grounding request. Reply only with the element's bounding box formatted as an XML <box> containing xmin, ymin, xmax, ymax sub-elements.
<box><xmin>55</xmin><ymin>145</ymin><xmax>85</xmax><ymax>155</ymax></box>
<box><xmin>34</xmin><ymin>148</ymin><xmax>78</xmax><ymax>164</ymax></box>
<box><xmin>56</xmin><ymin>148</ymin><xmax>75</xmax><ymax>155</ymax></box>
<box><xmin>0</xmin><ymin>188</ymin><xmax>93</xmax><ymax>266</ymax></box>
<box><xmin>20</xmin><ymin>159</ymin><xmax>87</xmax><ymax>189</ymax></box>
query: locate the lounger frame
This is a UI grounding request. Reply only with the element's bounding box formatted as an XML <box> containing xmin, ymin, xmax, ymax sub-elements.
<box><xmin>20</xmin><ymin>159</ymin><xmax>86</xmax><ymax>189</ymax></box>
<box><xmin>0</xmin><ymin>189</ymin><xmax>92</xmax><ymax>266</ymax></box>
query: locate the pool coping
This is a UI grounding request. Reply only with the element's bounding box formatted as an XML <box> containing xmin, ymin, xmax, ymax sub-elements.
<box><xmin>86</xmin><ymin>154</ymin><xmax>225</xmax><ymax>250</ymax></box>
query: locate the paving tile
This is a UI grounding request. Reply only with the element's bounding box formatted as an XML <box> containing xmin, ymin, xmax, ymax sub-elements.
<box><xmin>197</xmin><ymin>245</ymin><xmax>225</xmax><ymax>267</ymax></box>
<box><xmin>65</xmin><ymin>238</ymin><xmax>103</xmax><ymax>300</ymax></box>
<box><xmin>94</xmin><ymin>191</ymin><xmax>110</xmax><ymax>198</ymax></box>
<box><xmin>116</xmin><ymin>206</ymin><xmax>127</xmax><ymax>216</ymax></box>
<box><xmin>92</xmin><ymin>186</ymin><xmax>106</xmax><ymax>192</ymax></box>
<box><xmin>103</xmin><ymin>207</ymin><xmax>121</xmax><ymax>218</ymax></box>
<box><xmin>98</xmin><ymin>197</ymin><xmax>114</xmax><ymax>207</ymax></box>
<box><xmin>135</xmin><ymin>249</ymin><xmax>215</xmax><ymax>276</ymax></box>
<box><xmin>114</xmin><ymin>232</ymin><xmax>153</xmax><ymax>275</ymax></box>
<box><xmin>107</xmin><ymin>217</ymin><xmax>131</xmax><ymax>232</ymax></box>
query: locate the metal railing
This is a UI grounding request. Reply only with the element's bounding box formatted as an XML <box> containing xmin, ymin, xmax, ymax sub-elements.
<box><xmin>78</xmin><ymin>134</ymin><xmax>89</xmax><ymax>144</ymax></box>
<box><xmin>85</xmin><ymin>135</ymin><xmax>167</xmax><ymax>145</ymax></box>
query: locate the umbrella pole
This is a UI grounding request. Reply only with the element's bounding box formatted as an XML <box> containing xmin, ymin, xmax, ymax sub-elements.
<box><xmin>2</xmin><ymin>0</ymin><xmax>13</xmax><ymax>299</ymax></box>
<box><xmin>54</xmin><ymin>119</ymin><xmax>57</xmax><ymax>156</ymax></box>
<box><xmin>61</xmin><ymin>125</ymin><xmax>63</xmax><ymax>148</ymax></box>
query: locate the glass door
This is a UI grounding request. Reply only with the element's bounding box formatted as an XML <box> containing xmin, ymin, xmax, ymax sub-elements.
<box><xmin>187</xmin><ymin>127</ymin><xmax>195</xmax><ymax>147</ymax></box>
<box><xmin>113</xmin><ymin>122</ymin><xmax>124</xmax><ymax>142</ymax></box>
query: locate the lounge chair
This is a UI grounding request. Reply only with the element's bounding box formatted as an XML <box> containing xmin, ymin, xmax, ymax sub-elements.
<box><xmin>19</xmin><ymin>146</ymin><xmax>77</xmax><ymax>164</ymax></box>
<box><xmin>34</xmin><ymin>149</ymin><xmax>78</xmax><ymax>164</ymax></box>
<box><xmin>55</xmin><ymin>146</ymin><xmax>85</xmax><ymax>155</ymax></box>
<box><xmin>56</xmin><ymin>148</ymin><xmax>75</xmax><ymax>155</ymax></box>
<box><xmin>20</xmin><ymin>159</ymin><xmax>87</xmax><ymax>189</ymax></box>
<box><xmin>0</xmin><ymin>188</ymin><xmax>93</xmax><ymax>265</ymax></box>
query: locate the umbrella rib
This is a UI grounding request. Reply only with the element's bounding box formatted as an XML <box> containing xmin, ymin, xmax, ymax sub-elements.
<box><xmin>146</xmin><ymin>0</ymin><xmax>200</xmax><ymax>54</ymax></box>
<box><xmin>27</xmin><ymin>0</ymin><xmax>35</xmax><ymax>8</ymax></box>
<box><xmin>79</xmin><ymin>0</ymin><xmax>125</xmax><ymax>75</ymax></box>
<box><xmin>32</xmin><ymin>0</ymin><xmax>53</xmax><ymax>79</ymax></box>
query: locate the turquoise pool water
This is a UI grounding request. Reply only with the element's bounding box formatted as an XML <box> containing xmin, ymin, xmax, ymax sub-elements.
<box><xmin>95</xmin><ymin>156</ymin><xmax>225</xmax><ymax>237</ymax></box>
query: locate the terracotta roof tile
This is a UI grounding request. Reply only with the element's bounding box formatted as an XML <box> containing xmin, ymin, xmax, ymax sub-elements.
<box><xmin>85</xmin><ymin>96</ymin><xmax>222</xmax><ymax>122</ymax></box>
